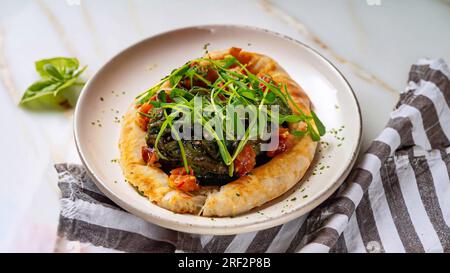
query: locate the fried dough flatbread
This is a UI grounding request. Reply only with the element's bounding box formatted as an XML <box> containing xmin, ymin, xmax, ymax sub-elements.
<box><xmin>119</xmin><ymin>48</ymin><xmax>317</xmax><ymax>216</ymax></box>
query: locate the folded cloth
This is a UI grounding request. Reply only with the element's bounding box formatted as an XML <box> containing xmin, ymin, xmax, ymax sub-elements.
<box><xmin>56</xmin><ymin>59</ymin><xmax>450</xmax><ymax>253</ymax></box>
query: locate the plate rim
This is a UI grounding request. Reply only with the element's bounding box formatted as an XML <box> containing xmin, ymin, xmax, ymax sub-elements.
<box><xmin>74</xmin><ymin>24</ymin><xmax>362</xmax><ymax>235</ymax></box>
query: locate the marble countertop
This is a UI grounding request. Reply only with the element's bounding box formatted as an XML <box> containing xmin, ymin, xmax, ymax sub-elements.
<box><xmin>0</xmin><ymin>0</ymin><xmax>449</xmax><ymax>252</ymax></box>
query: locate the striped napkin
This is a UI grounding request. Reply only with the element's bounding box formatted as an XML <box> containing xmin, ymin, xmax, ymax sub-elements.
<box><xmin>56</xmin><ymin>59</ymin><xmax>450</xmax><ymax>253</ymax></box>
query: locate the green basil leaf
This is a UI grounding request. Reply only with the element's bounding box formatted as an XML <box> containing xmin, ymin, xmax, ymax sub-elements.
<box><xmin>308</xmin><ymin>126</ymin><xmax>321</xmax><ymax>141</ymax></box>
<box><xmin>240</xmin><ymin>90</ymin><xmax>257</xmax><ymax>101</ymax></box>
<box><xmin>311</xmin><ymin>110</ymin><xmax>326</xmax><ymax>136</ymax></box>
<box><xmin>72</xmin><ymin>65</ymin><xmax>87</xmax><ymax>78</ymax></box>
<box><xmin>27</xmin><ymin>79</ymin><xmax>58</xmax><ymax>92</ymax></box>
<box><xmin>263</xmin><ymin>91</ymin><xmax>276</xmax><ymax>104</ymax></box>
<box><xmin>36</xmin><ymin>57</ymin><xmax>79</xmax><ymax>78</ymax></box>
<box><xmin>279</xmin><ymin>114</ymin><xmax>303</xmax><ymax>123</ymax></box>
<box><xmin>291</xmin><ymin>130</ymin><xmax>307</xmax><ymax>137</ymax></box>
<box><xmin>43</xmin><ymin>64</ymin><xmax>64</xmax><ymax>80</ymax></box>
<box><xmin>53</xmin><ymin>76</ymin><xmax>81</xmax><ymax>96</ymax></box>
<box><xmin>20</xmin><ymin>83</ymin><xmax>80</xmax><ymax>110</ymax></box>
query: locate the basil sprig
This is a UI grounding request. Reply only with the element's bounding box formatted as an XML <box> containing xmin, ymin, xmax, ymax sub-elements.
<box><xmin>20</xmin><ymin>57</ymin><xmax>87</xmax><ymax>110</ymax></box>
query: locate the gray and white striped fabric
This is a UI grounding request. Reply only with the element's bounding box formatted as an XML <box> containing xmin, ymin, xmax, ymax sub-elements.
<box><xmin>56</xmin><ymin>59</ymin><xmax>450</xmax><ymax>253</ymax></box>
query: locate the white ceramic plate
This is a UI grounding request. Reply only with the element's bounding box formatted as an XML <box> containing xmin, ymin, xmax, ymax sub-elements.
<box><xmin>74</xmin><ymin>25</ymin><xmax>362</xmax><ymax>235</ymax></box>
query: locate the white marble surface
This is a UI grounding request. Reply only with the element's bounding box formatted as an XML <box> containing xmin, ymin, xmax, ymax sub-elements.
<box><xmin>0</xmin><ymin>0</ymin><xmax>448</xmax><ymax>252</ymax></box>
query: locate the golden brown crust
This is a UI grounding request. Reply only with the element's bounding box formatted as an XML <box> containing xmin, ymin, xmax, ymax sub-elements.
<box><xmin>119</xmin><ymin>48</ymin><xmax>317</xmax><ymax>216</ymax></box>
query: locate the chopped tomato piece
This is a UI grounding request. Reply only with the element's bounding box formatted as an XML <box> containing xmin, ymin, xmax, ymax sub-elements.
<box><xmin>258</xmin><ymin>74</ymin><xmax>272</xmax><ymax>92</ymax></box>
<box><xmin>206</xmin><ymin>68</ymin><xmax>218</xmax><ymax>83</ymax></box>
<box><xmin>267</xmin><ymin>127</ymin><xmax>294</xmax><ymax>157</ymax></box>
<box><xmin>168</xmin><ymin>167</ymin><xmax>199</xmax><ymax>192</ymax></box>
<box><xmin>170</xmin><ymin>166</ymin><xmax>194</xmax><ymax>176</ymax></box>
<box><xmin>141</xmin><ymin>146</ymin><xmax>158</xmax><ymax>166</ymax></box>
<box><xmin>259</xmin><ymin>82</ymin><xmax>271</xmax><ymax>93</ymax></box>
<box><xmin>234</xmin><ymin>144</ymin><xmax>256</xmax><ymax>177</ymax></box>
<box><xmin>260</xmin><ymin>74</ymin><xmax>272</xmax><ymax>83</ymax></box>
<box><xmin>160</xmin><ymin>92</ymin><xmax>172</xmax><ymax>103</ymax></box>
<box><xmin>229</xmin><ymin>47</ymin><xmax>242</xmax><ymax>59</ymax></box>
<box><xmin>136</xmin><ymin>93</ymin><xmax>171</xmax><ymax>130</ymax></box>
<box><xmin>136</xmin><ymin>102</ymin><xmax>153</xmax><ymax>131</ymax></box>
<box><xmin>227</xmin><ymin>47</ymin><xmax>251</xmax><ymax>64</ymax></box>
<box><xmin>135</xmin><ymin>95</ymin><xmax>157</xmax><ymax>109</ymax></box>
<box><xmin>183</xmin><ymin>78</ymin><xmax>192</xmax><ymax>88</ymax></box>
<box><xmin>139</xmin><ymin>102</ymin><xmax>153</xmax><ymax>113</ymax></box>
